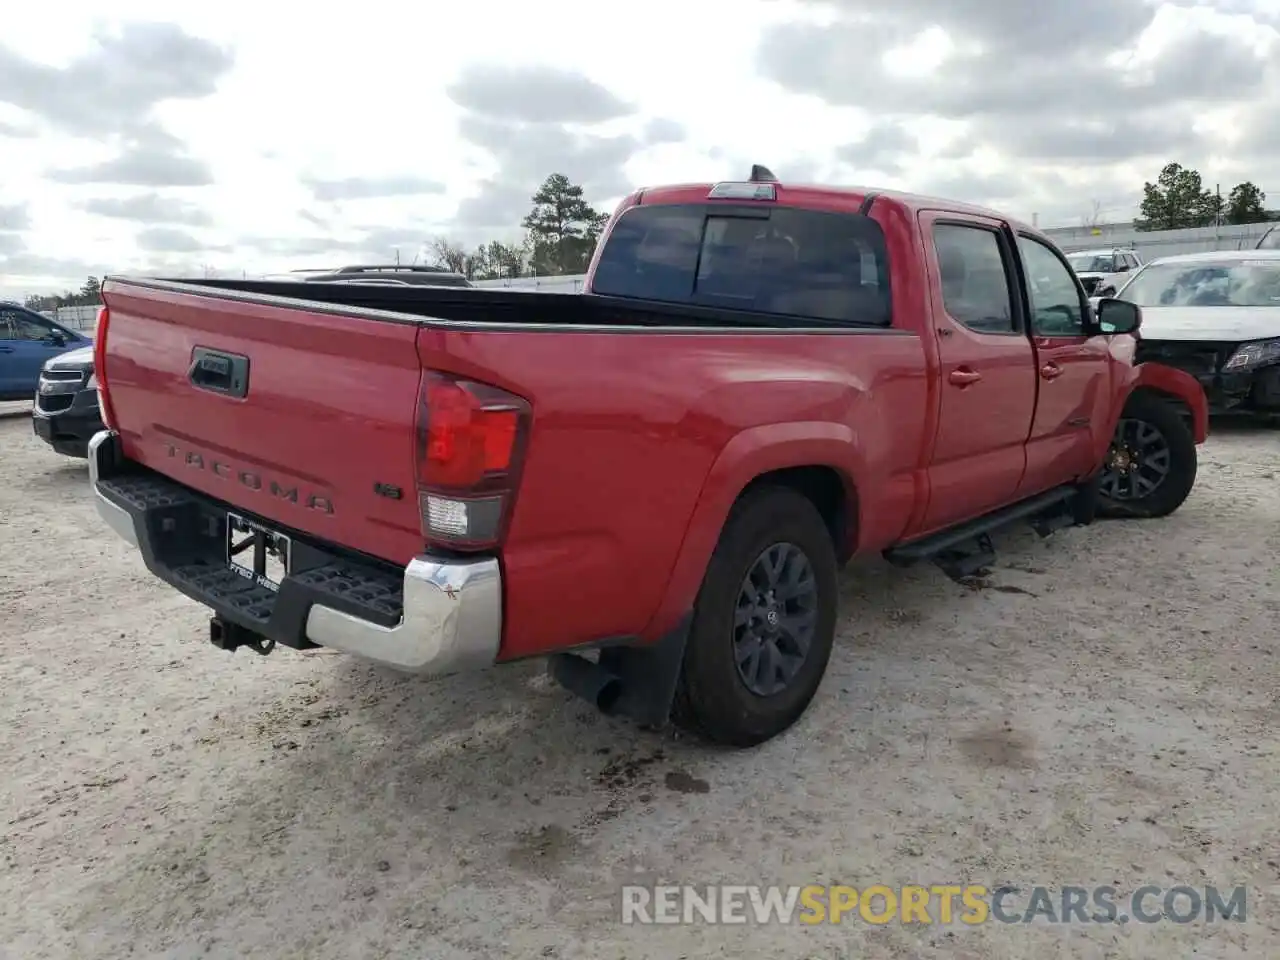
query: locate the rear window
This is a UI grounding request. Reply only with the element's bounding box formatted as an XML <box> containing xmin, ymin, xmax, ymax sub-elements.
<box><xmin>590</xmin><ymin>203</ymin><xmax>891</xmax><ymax>326</ymax></box>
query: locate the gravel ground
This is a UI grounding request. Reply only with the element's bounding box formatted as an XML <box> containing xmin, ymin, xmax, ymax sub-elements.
<box><xmin>2</xmin><ymin>401</ymin><xmax>1278</xmax><ymax>960</ymax></box>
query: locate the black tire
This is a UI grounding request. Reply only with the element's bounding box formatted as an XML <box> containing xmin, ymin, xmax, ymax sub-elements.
<box><xmin>1097</xmin><ymin>393</ymin><xmax>1197</xmax><ymax>519</ymax></box>
<box><xmin>671</xmin><ymin>486</ymin><xmax>839</xmax><ymax>747</ymax></box>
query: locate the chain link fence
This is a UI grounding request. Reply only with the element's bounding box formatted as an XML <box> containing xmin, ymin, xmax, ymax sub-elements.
<box><xmin>49</xmin><ymin>304</ymin><xmax>100</xmax><ymax>333</ymax></box>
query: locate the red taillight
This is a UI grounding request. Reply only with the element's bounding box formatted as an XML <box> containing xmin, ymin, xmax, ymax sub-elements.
<box><xmin>92</xmin><ymin>304</ymin><xmax>118</xmax><ymax>430</ymax></box>
<box><xmin>415</xmin><ymin>370</ymin><xmax>530</xmax><ymax>550</ymax></box>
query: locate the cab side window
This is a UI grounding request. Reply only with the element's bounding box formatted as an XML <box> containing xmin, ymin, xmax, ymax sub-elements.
<box><xmin>932</xmin><ymin>224</ymin><xmax>1016</xmax><ymax>334</ymax></box>
<box><xmin>1017</xmin><ymin>236</ymin><xmax>1086</xmax><ymax>337</ymax></box>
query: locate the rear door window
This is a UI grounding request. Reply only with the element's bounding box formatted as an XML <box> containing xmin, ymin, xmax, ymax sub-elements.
<box><xmin>591</xmin><ymin>203</ymin><xmax>891</xmax><ymax>326</ymax></box>
<box><xmin>931</xmin><ymin>223</ymin><xmax>1017</xmax><ymax>334</ymax></box>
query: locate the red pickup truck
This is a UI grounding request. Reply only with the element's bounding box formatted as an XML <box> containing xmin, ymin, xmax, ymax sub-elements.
<box><xmin>88</xmin><ymin>168</ymin><xmax>1208</xmax><ymax>747</ymax></box>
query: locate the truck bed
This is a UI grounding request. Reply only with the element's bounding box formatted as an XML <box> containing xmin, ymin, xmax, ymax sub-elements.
<box><xmin>99</xmin><ymin>275</ymin><xmax>925</xmax><ymax>658</ymax></box>
<box><xmin>151</xmin><ymin>277</ymin><xmax>880</xmax><ymax>330</ymax></box>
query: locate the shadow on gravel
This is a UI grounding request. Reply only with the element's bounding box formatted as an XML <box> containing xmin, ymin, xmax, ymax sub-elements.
<box><xmin>23</xmin><ymin>460</ymin><xmax>88</xmax><ymax>494</ymax></box>
<box><xmin>53</xmin><ymin>513</ymin><xmax>1163</xmax><ymax>958</ymax></box>
<box><xmin>124</xmin><ymin>524</ymin><xmax>1071</xmax><ymax>834</ymax></box>
<box><xmin>1207</xmin><ymin>413</ymin><xmax>1280</xmax><ymax>435</ymax></box>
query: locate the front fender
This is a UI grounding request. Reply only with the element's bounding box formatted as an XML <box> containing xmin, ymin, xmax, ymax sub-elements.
<box><xmin>1130</xmin><ymin>362</ymin><xmax>1209</xmax><ymax>442</ymax></box>
<box><xmin>639</xmin><ymin>421</ymin><xmax>865</xmax><ymax>641</ymax></box>
<box><xmin>1097</xmin><ymin>361</ymin><xmax>1208</xmax><ymax>468</ymax></box>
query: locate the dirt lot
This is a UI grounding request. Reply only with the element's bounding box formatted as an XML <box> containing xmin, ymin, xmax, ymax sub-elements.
<box><xmin>1</xmin><ymin>402</ymin><xmax>1278</xmax><ymax>960</ymax></box>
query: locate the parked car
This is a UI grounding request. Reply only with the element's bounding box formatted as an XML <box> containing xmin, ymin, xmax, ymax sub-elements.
<box><xmin>1108</xmin><ymin>250</ymin><xmax>1280</xmax><ymax>416</ymax></box>
<box><xmin>301</xmin><ymin>265</ymin><xmax>473</xmax><ymax>287</ymax></box>
<box><xmin>32</xmin><ymin>340</ymin><xmax>104</xmax><ymax>457</ymax></box>
<box><xmin>0</xmin><ymin>302</ymin><xmax>94</xmax><ymax>402</ymax></box>
<box><xmin>256</xmin><ymin>266</ymin><xmax>474</xmax><ymax>287</ymax></box>
<box><xmin>84</xmin><ymin>168</ymin><xmax>1207</xmax><ymax>747</ymax></box>
<box><xmin>1066</xmin><ymin>248</ymin><xmax>1144</xmax><ymax>297</ymax></box>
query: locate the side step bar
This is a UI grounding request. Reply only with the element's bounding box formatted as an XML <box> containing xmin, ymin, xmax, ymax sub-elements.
<box><xmin>883</xmin><ymin>485</ymin><xmax>1082</xmax><ymax>580</ymax></box>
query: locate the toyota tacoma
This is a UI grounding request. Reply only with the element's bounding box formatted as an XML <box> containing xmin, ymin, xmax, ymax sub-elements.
<box><xmin>85</xmin><ymin>168</ymin><xmax>1208</xmax><ymax>747</ymax></box>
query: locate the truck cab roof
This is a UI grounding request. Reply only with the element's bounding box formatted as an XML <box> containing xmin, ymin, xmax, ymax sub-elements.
<box><xmin>629</xmin><ymin>180</ymin><xmax>1043</xmax><ymax>235</ymax></box>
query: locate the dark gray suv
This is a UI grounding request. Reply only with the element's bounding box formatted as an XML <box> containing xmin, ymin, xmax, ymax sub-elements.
<box><xmin>32</xmin><ymin>344</ymin><xmax>104</xmax><ymax>458</ymax></box>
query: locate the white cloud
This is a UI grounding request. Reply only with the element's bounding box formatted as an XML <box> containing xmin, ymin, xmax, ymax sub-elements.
<box><xmin>1</xmin><ymin>0</ymin><xmax>1278</xmax><ymax>299</ymax></box>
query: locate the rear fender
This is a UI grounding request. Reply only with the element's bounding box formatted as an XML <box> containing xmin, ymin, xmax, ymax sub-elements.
<box><xmin>640</xmin><ymin>421</ymin><xmax>864</xmax><ymax>641</ymax></box>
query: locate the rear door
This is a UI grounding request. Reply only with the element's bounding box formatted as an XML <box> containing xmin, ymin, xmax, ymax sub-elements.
<box><xmin>919</xmin><ymin>212</ymin><xmax>1037</xmax><ymax>532</ymax></box>
<box><xmin>1012</xmin><ymin>232</ymin><xmax>1114</xmax><ymax>494</ymax></box>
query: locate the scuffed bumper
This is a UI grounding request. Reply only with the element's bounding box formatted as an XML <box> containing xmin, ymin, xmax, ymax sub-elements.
<box><xmin>87</xmin><ymin>429</ymin><xmax>502</xmax><ymax>675</ymax></box>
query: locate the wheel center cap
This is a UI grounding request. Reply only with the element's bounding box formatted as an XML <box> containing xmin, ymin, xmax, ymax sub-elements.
<box><xmin>766</xmin><ymin>609</ymin><xmax>779</xmax><ymax>627</ymax></box>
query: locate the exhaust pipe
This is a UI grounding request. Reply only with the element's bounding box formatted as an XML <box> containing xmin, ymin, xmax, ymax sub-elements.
<box><xmin>548</xmin><ymin>653</ymin><xmax>624</xmax><ymax>713</ymax></box>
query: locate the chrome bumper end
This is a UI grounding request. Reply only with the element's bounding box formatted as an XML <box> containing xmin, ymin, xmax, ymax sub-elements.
<box><xmin>88</xmin><ymin>429</ymin><xmax>138</xmax><ymax>548</ymax></box>
<box><xmin>305</xmin><ymin>555</ymin><xmax>502</xmax><ymax>675</ymax></box>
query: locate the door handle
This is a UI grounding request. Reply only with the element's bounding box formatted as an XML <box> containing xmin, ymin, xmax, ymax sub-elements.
<box><xmin>0</xmin><ymin>345</ymin><xmax>13</xmax><ymax>353</ymax></box>
<box><xmin>188</xmin><ymin>347</ymin><xmax>250</xmax><ymax>398</ymax></box>
<box><xmin>948</xmin><ymin>368</ymin><xmax>982</xmax><ymax>386</ymax></box>
<box><xmin>1040</xmin><ymin>362</ymin><xmax>1063</xmax><ymax>380</ymax></box>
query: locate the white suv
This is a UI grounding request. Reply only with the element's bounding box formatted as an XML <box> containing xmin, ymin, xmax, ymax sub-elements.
<box><xmin>1066</xmin><ymin>248</ymin><xmax>1144</xmax><ymax>297</ymax></box>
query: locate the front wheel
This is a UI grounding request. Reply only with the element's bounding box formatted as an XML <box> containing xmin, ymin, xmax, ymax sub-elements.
<box><xmin>671</xmin><ymin>486</ymin><xmax>839</xmax><ymax>747</ymax></box>
<box><xmin>1097</xmin><ymin>393</ymin><xmax>1197</xmax><ymax>518</ymax></box>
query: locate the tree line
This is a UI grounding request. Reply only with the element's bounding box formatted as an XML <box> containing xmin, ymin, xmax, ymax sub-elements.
<box><xmin>21</xmin><ymin>163</ymin><xmax>1276</xmax><ymax>311</ymax></box>
<box><xmin>1135</xmin><ymin>162</ymin><xmax>1278</xmax><ymax>231</ymax></box>
<box><xmin>426</xmin><ymin>173</ymin><xmax>609</xmax><ymax>280</ymax></box>
<box><xmin>21</xmin><ymin>172</ymin><xmax>608</xmax><ymax>308</ymax></box>
<box><xmin>23</xmin><ymin>276</ymin><xmax>101</xmax><ymax>312</ymax></box>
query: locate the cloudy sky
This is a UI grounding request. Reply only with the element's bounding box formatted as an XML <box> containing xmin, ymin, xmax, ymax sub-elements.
<box><xmin>1</xmin><ymin>0</ymin><xmax>1279</xmax><ymax>299</ymax></box>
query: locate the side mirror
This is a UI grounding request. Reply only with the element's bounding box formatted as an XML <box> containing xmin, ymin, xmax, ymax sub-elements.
<box><xmin>48</xmin><ymin>330</ymin><xmax>67</xmax><ymax>346</ymax></box>
<box><xmin>1095</xmin><ymin>297</ymin><xmax>1141</xmax><ymax>335</ymax></box>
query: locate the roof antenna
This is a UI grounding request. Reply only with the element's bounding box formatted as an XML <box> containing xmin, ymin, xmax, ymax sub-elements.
<box><xmin>749</xmin><ymin>164</ymin><xmax>778</xmax><ymax>183</ymax></box>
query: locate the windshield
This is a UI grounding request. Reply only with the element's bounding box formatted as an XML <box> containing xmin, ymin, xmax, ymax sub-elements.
<box><xmin>1118</xmin><ymin>261</ymin><xmax>1280</xmax><ymax>307</ymax></box>
<box><xmin>1067</xmin><ymin>254</ymin><xmax>1114</xmax><ymax>272</ymax></box>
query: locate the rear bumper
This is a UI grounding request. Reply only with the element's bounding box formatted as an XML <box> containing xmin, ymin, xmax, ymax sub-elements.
<box><xmin>87</xmin><ymin>430</ymin><xmax>502</xmax><ymax>675</ymax></box>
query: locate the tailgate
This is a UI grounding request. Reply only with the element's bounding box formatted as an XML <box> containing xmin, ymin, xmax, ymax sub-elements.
<box><xmin>101</xmin><ymin>280</ymin><xmax>424</xmax><ymax>565</ymax></box>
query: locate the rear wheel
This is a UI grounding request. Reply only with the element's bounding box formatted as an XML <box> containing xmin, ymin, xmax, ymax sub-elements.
<box><xmin>671</xmin><ymin>486</ymin><xmax>839</xmax><ymax>747</ymax></box>
<box><xmin>1097</xmin><ymin>393</ymin><xmax>1197</xmax><ymax>518</ymax></box>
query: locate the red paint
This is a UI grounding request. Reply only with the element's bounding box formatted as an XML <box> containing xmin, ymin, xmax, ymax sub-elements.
<box><xmin>99</xmin><ymin>181</ymin><xmax>1206</xmax><ymax>662</ymax></box>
